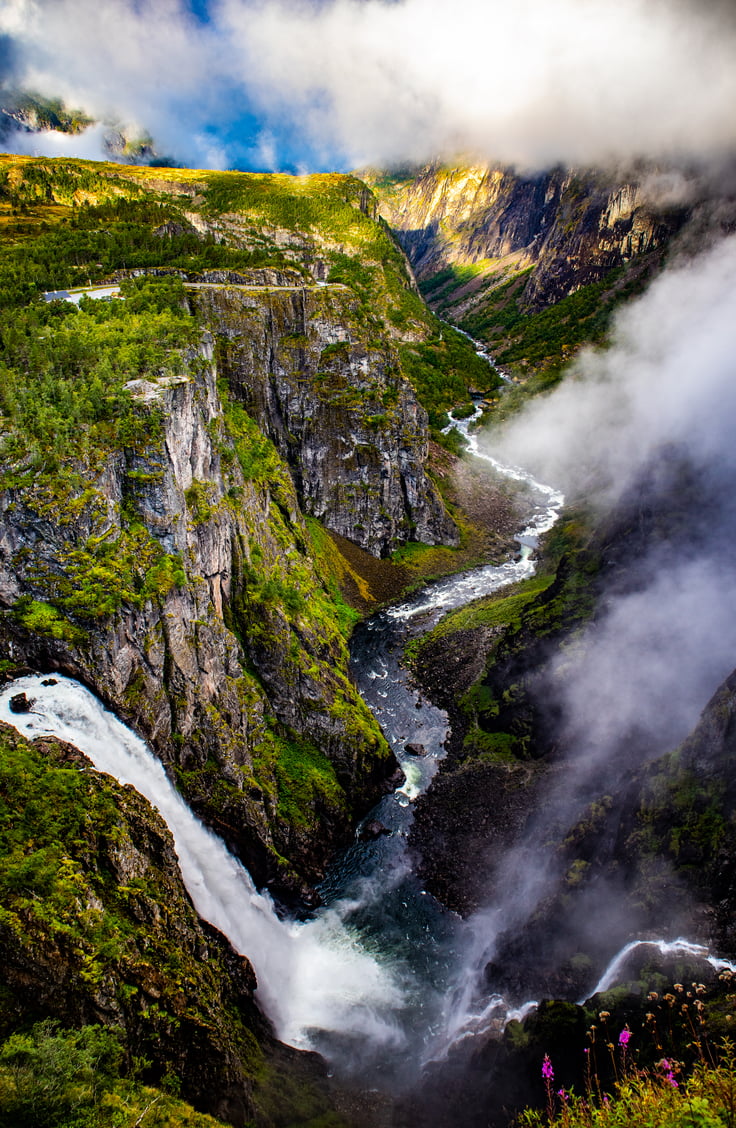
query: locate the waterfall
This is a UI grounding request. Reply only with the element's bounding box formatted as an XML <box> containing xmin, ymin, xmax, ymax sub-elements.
<box><xmin>3</xmin><ymin>415</ymin><xmax>732</xmax><ymax>1080</ymax></box>
<box><xmin>583</xmin><ymin>938</ymin><xmax>736</xmax><ymax>999</ymax></box>
<box><xmin>0</xmin><ymin>411</ymin><xmax>568</xmax><ymax>1079</ymax></box>
<box><xmin>0</xmin><ymin>675</ymin><xmax>405</xmax><ymax>1054</ymax></box>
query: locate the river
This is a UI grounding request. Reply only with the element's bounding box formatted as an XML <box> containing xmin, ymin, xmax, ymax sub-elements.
<box><xmin>0</xmin><ymin>407</ymin><xmax>566</xmax><ymax>1081</ymax></box>
<box><xmin>3</xmin><ymin>410</ymin><xmax>726</xmax><ymax>1093</ymax></box>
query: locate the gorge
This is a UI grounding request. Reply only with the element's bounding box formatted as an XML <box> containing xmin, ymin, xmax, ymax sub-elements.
<box><xmin>1</xmin><ymin>147</ymin><xmax>736</xmax><ymax>1128</ymax></box>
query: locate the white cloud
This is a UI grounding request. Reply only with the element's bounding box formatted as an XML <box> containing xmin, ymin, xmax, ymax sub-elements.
<box><xmin>470</xmin><ymin>233</ymin><xmax>736</xmax><ymax>873</ymax></box>
<box><xmin>486</xmin><ymin>234</ymin><xmax>736</xmax><ymax>506</ymax></box>
<box><xmin>1</xmin><ymin>0</ymin><xmax>735</xmax><ymax>170</ymax></box>
<box><xmin>0</xmin><ymin>120</ymin><xmax>112</xmax><ymax>160</ymax></box>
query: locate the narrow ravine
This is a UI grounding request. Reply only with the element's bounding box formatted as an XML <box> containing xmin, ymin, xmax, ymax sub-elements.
<box><xmin>3</xmin><ymin>409</ymin><xmax>730</xmax><ymax>1096</ymax></box>
<box><xmin>0</xmin><ymin>410</ymin><xmax>564</xmax><ymax>1081</ymax></box>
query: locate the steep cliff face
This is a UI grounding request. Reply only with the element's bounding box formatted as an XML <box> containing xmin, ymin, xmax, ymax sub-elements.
<box><xmin>0</xmin><ymin>723</ymin><xmax>338</xmax><ymax>1127</ymax></box>
<box><xmin>192</xmin><ymin>281</ymin><xmax>456</xmax><ymax>556</ymax></box>
<box><xmin>0</xmin><ymin>157</ymin><xmax>468</xmax><ymax>905</ymax></box>
<box><xmin>0</xmin><ymin>325</ymin><xmax>400</xmax><ymax>903</ymax></box>
<box><xmin>369</xmin><ymin>163</ymin><xmax>689</xmax><ymax>317</ymax></box>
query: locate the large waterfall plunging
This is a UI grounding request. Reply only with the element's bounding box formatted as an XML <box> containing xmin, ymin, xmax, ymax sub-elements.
<box><xmin>0</xmin><ymin>675</ymin><xmax>403</xmax><ymax>1054</ymax></box>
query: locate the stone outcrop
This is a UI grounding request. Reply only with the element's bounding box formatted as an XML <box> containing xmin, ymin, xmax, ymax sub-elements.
<box><xmin>191</xmin><ymin>282</ymin><xmax>456</xmax><ymax>557</ymax></box>
<box><xmin>0</xmin><ymin>328</ymin><xmax>406</xmax><ymax>904</ymax></box>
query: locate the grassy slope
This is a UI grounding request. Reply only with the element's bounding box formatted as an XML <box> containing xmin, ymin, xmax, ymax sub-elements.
<box><xmin>0</xmin><ymin>154</ymin><xmax>500</xmax><ymax>425</ymax></box>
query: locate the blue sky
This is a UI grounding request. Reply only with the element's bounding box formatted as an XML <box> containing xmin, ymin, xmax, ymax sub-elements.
<box><xmin>1</xmin><ymin>0</ymin><xmax>735</xmax><ymax>173</ymax></box>
<box><xmin>186</xmin><ymin>0</ymin><xmax>212</xmax><ymax>21</ymax></box>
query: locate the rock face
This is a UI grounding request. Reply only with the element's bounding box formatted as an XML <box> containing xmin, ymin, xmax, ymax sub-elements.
<box><xmin>369</xmin><ymin>162</ymin><xmax>689</xmax><ymax>313</ymax></box>
<box><xmin>0</xmin><ymin>157</ymin><xmax>458</xmax><ymax>904</ymax></box>
<box><xmin>0</xmin><ymin>324</ymin><xmax>411</xmax><ymax>903</ymax></box>
<box><xmin>192</xmin><ymin>282</ymin><xmax>456</xmax><ymax>557</ymax></box>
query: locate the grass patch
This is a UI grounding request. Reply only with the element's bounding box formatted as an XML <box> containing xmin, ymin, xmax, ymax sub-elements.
<box><xmin>413</xmin><ymin>573</ymin><xmax>554</xmax><ymax>653</ymax></box>
<box><xmin>268</xmin><ymin>733</ymin><xmax>346</xmax><ymax>828</ymax></box>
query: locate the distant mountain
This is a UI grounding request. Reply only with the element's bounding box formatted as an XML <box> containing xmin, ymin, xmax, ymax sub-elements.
<box><xmin>0</xmin><ymin>88</ymin><xmax>161</xmax><ymax>164</ymax></box>
<box><xmin>366</xmin><ymin>161</ymin><xmax>736</xmax><ymax>387</ymax></box>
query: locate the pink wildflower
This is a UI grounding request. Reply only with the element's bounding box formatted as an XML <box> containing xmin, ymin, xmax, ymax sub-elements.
<box><xmin>542</xmin><ymin>1054</ymin><xmax>554</xmax><ymax>1081</ymax></box>
<box><xmin>618</xmin><ymin>1027</ymin><xmax>631</xmax><ymax>1047</ymax></box>
<box><xmin>658</xmin><ymin>1058</ymin><xmax>679</xmax><ymax>1088</ymax></box>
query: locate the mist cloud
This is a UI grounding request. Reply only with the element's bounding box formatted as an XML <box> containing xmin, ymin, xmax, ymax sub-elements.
<box><xmin>0</xmin><ymin>121</ymin><xmax>113</xmax><ymax>161</ymax></box>
<box><xmin>483</xmin><ymin>234</ymin><xmax>736</xmax><ymax>782</ymax></box>
<box><xmin>487</xmin><ymin>235</ymin><xmax>736</xmax><ymax>508</ymax></box>
<box><xmin>447</xmin><ymin>235</ymin><xmax>736</xmax><ymax>1015</ymax></box>
<box><xmin>1</xmin><ymin>0</ymin><xmax>735</xmax><ymax>171</ymax></box>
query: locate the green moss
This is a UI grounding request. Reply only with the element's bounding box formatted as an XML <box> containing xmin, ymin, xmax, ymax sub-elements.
<box><xmin>413</xmin><ymin>573</ymin><xmax>554</xmax><ymax>656</ymax></box>
<box><xmin>466</xmin><ymin>730</ymin><xmax>520</xmax><ymax>761</ymax></box>
<box><xmin>184</xmin><ymin>479</ymin><xmax>218</xmax><ymax>525</ymax></box>
<box><xmin>10</xmin><ymin>597</ymin><xmax>86</xmax><ymax>644</ymax></box>
<box><xmin>304</xmin><ymin>518</ymin><xmax>366</xmax><ymax>629</ymax></box>
<box><xmin>26</xmin><ymin>526</ymin><xmax>186</xmax><ymax>622</ymax></box>
<box><xmin>269</xmin><ymin>730</ymin><xmax>347</xmax><ymax>830</ymax></box>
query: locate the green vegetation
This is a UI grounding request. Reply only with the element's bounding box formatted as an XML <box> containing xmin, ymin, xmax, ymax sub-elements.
<box><xmin>419</xmin><ymin>259</ymin><xmax>498</xmax><ymax>309</ymax></box>
<box><xmin>447</xmin><ymin>262</ymin><xmax>657</xmax><ymax>419</ymax></box>
<box><xmin>521</xmin><ymin>1055</ymin><xmax>736</xmax><ymax>1128</ymax></box>
<box><xmin>10</xmin><ymin>598</ymin><xmax>86</xmax><ymax>645</ymax></box>
<box><xmin>219</xmin><ymin>394</ymin><xmax>288</xmax><ymax>486</ymax></box>
<box><xmin>399</xmin><ymin>322</ymin><xmax>501</xmax><ymax>431</ymax></box>
<box><xmin>0</xmin><ymin>725</ymin><xmax>344</xmax><ymax>1125</ymax></box>
<box><xmin>0</xmin><ymin>274</ymin><xmax>193</xmax><ymax>623</ymax></box>
<box><xmin>0</xmin><ymin>158</ymin><xmax>398</xmax><ymax>858</ymax></box>
<box><xmin>273</xmin><ymin>735</ymin><xmax>346</xmax><ymax>828</ymax></box>
<box><xmin>0</xmin><ymin>275</ymin><xmax>194</xmax><ymax>464</ymax></box>
<box><xmin>0</xmin><ymin>155</ymin><xmax>490</xmax><ymax>420</ymax></box>
<box><xmin>0</xmin><ymin>726</ymin><xmax>234</xmax><ymax>1057</ymax></box>
<box><xmin>405</xmin><ymin>509</ymin><xmax>598</xmax><ymax>765</ymax></box>
<box><xmin>305</xmin><ymin>518</ymin><xmax>367</xmax><ymax>629</ymax></box>
<box><xmin>203</xmin><ymin>171</ymin><xmax>373</xmax><ymax>234</ymax></box>
<box><xmin>405</xmin><ymin>574</ymin><xmax>555</xmax><ymax>761</ymax></box>
<box><xmin>0</xmin><ymin>1015</ymin><xmax>339</xmax><ymax>1127</ymax></box>
<box><xmin>460</xmin><ymin>267</ymin><xmax>623</xmax><ymax>374</ymax></box>
<box><xmin>518</xmin><ymin>984</ymin><xmax>736</xmax><ymax>1128</ymax></box>
<box><xmin>413</xmin><ymin>573</ymin><xmax>554</xmax><ymax>652</ymax></box>
<box><xmin>0</xmin><ymin>194</ymin><xmax>289</xmax><ymax>306</ymax></box>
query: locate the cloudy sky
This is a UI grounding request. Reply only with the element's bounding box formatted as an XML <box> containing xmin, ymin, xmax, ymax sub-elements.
<box><xmin>1</xmin><ymin>0</ymin><xmax>736</xmax><ymax>171</ymax></box>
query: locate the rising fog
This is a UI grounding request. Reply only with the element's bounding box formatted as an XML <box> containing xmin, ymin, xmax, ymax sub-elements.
<box><xmin>440</xmin><ymin>233</ymin><xmax>736</xmax><ymax>1033</ymax></box>
<box><xmin>2</xmin><ymin>0</ymin><xmax>736</xmax><ymax>170</ymax></box>
<box><xmin>481</xmin><ymin>232</ymin><xmax>736</xmax><ymax>815</ymax></box>
<box><xmin>488</xmin><ymin>235</ymin><xmax>736</xmax><ymax>507</ymax></box>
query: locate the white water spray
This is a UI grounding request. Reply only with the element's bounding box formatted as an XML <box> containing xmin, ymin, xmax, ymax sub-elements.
<box><xmin>584</xmin><ymin>938</ymin><xmax>736</xmax><ymax>999</ymax></box>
